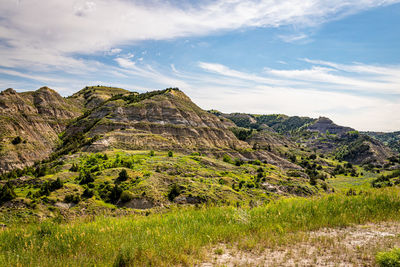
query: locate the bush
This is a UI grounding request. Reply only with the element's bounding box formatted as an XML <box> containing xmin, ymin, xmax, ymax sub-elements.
<box><xmin>79</xmin><ymin>171</ymin><xmax>95</xmax><ymax>185</ymax></box>
<box><xmin>35</xmin><ymin>165</ymin><xmax>48</xmax><ymax>177</ymax></box>
<box><xmin>50</xmin><ymin>178</ymin><xmax>63</xmax><ymax>191</ymax></box>
<box><xmin>113</xmin><ymin>248</ymin><xmax>134</xmax><ymax>267</ymax></box>
<box><xmin>168</xmin><ymin>151</ymin><xmax>173</xmax><ymax>157</ymax></box>
<box><xmin>117</xmin><ymin>169</ymin><xmax>129</xmax><ymax>182</ymax></box>
<box><xmin>120</xmin><ymin>191</ymin><xmax>134</xmax><ymax>203</ymax></box>
<box><xmin>149</xmin><ymin>150</ymin><xmax>155</xmax><ymax>157</ymax></box>
<box><xmin>109</xmin><ymin>185</ymin><xmax>122</xmax><ymax>203</ymax></box>
<box><xmin>82</xmin><ymin>188</ymin><xmax>94</xmax><ymax>199</ymax></box>
<box><xmin>309</xmin><ymin>154</ymin><xmax>317</xmax><ymax>160</ymax></box>
<box><xmin>0</xmin><ymin>182</ymin><xmax>17</xmax><ymax>204</ymax></box>
<box><xmin>69</xmin><ymin>163</ymin><xmax>79</xmax><ymax>172</ymax></box>
<box><xmin>234</xmin><ymin>158</ymin><xmax>244</xmax><ymax>166</ymax></box>
<box><xmin>376</xmin><ymin>247</ymin><xmax>400</xmax><ymax>266</ymax></box>
<box><xmin>222</xmin><ymin>154</ymin><xmax>233</xmax><ymax>164</ymax></box>
<box><xmin>167</xmin><ymin>183</ymin><xmax>181</xmax><ymax>201</ymax></box>
<box><xmin>11</xmin><ymin>136</ymin><xmax>22</xmax><ymax>145</ymax></box>
<box><xmin>38</xmin><ymin>182</ymin><xmax>51</xmax><ymax>196</ymax></box>
<box><xmin>64</xmin><ymin>194</ymin><xmax>81</xmax><ymax>204</ymax></box>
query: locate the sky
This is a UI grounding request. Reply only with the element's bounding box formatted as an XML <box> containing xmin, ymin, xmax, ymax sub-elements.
<box><xmin>0</xmin><ymin>0</ymin><xmax>400</xmax><ymax>132</ymax></box>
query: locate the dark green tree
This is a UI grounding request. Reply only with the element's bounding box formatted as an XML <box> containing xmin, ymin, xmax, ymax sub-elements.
<box><xmin>0</xmin><ymin>182</ymin><xmax>17</xmax><ymax>204</ymax></box>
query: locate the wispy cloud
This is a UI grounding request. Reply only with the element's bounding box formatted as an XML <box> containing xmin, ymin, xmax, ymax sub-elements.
<box><xmin>0</xmin><ymin>0</ymin><xmax>399</xmax><ymax>71</ymax></box>
<box><xmin>278</xmin><ymin>33</ymin><xmax>309</xmax><ymax>43</ymax></box>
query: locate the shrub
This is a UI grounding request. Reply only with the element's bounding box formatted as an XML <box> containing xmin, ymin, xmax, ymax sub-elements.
<box><xmin>376</xmin><ymin>247</ymin><xmax>400</xmax><ymax>266</ymax></box>
<box><xmin>113</xmin><ymin>248</ymin><xmax>134</xmax><ymax>267</ymax></box>
<box><xmin>149</xmin><ymin>150</ymin><xmax>155</xmax><ymax>157</ymax></box>
<box><xmin>38</xmin><ymin>182</ymin><xmax>51</xmax><ymax>196</ymax></box>
<box><xmin>79</xmin><ymin>171</ymin><xmax>95</xmax><ymax>185</ymax></box>
<box><xmin>117</xmin><ymin>169</ymin><xmax>129</xmax><ymax>182</ymax></box>
<box><xmin>168</xmin><ymin>151</ymin><xmax>173</xmax><ymax>157</ymax></box>
<box><xmin>64</xmin><ymin>194</ymin><xmax>80</xmax><ymax>204</ymax></box>
<box><xmin>35</xmin><ymin>165</ymin><xmax>48</xmax><ymax>177</ymax></box>
<box><xmin>69</xmin><ymin>163</ymin><xmax>79</xmax><ymax>172</ymax></box>
<box><xmin>82</xmin><ymin>188</ymin><xmax>94</xmax><ymax>199</ymax></box>
<box><xmin>167</xmin><ymin>183</ymin><xmax>181</xmax><ymax>201</ymax></box>
<box><xmin>120</xmin><ymin>191</ymin><xmax>134</xmax><ymax>203</ymax></box>
<box><xmin>50</xmin><ymin>178</ymin><xmax>63</xmax><ymax>191</ymax></box>
<box><xmin>0</xmin><ymin>182</ymin><xmax>17</xmax><ymax>204</ymax></box>
<box><xmin>11</xmin><ymin>136</ymin><xmax>22</xmax><ymax>145</ymax></box>
<box><xmin>222</xmin><ymin>154</ymin><xmax>233</xmax><ymax>164</ymax></box>
<box><xmin>234</xmin><ymin>158</ymin><xmax>244</xmax><ymax>166</ymax></box>
<box><xmin>109</xmin><ymin>185</ymin><xmax>122</xmax><ymax>203</ymax></box>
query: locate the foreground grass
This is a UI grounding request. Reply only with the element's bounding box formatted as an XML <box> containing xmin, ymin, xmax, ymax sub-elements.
<box><xmin>2</xmin><ymin>188</ymin><xmax>400</xmax><ymax>266</ymax></box>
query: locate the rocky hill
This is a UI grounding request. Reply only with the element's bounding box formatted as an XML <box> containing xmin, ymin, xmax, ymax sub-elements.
<box><xmin>216</xmin><ymin>112</ymin><xmax>395</xmax><ymax>165</ymax></box>
<box><xmin>60</xmin><ymin>88</ymin><xmax>297</xmax><ymax>168</ymax></box>
<box><xmin>307</xmin><ymin>117</ymin><xmax>354</xmax><ymax>135</ymax></box>
<box><xmin>0</xmin><ymin>87</ymin><xmax>81</xmax><ymax>173</ymax></box>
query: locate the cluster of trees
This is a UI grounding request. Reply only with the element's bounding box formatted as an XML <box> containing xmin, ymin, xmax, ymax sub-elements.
<box><xmin>332</xmin><ymin>162</ymin><xmax>359</xmax><ymax>177</ymax></box>
<box><xmin>372</xmin><ymin>170</ymin><xmax>400</xmax><ymax>188</ymax></box>
<box><xmin>230</xmin><ymin>127</ymin><xmax>253</xmax><ymax>141</ymax></box>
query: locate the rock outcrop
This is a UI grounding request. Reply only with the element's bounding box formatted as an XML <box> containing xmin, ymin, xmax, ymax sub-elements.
<box><xmin>0</xmin><ymin>87</ymin><xmax>81</xmax><ymax>172</ymax></box>
<box><xmin>65</xmin><ymin>88</ymin><xmax>249</xmax><ymax>153</ymax></box>
<box><xmin>307</xmin><ymin>117</ymin><xmax>354</xmax><ymax>135</ymax></box>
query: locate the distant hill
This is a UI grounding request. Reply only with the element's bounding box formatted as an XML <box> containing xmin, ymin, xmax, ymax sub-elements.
<box><xmin>215</xmin><ymin>112</ymin><xmax>395</xmax><ymax>165</ymax></box>
<box><xmin>362</xmin><ymin>131</ymin><xmax>400</xmax><ymax>153</ymax></box>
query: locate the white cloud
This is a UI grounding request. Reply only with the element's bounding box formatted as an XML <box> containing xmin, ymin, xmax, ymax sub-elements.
<box><xmin>278</xmin><ymin>33</ymin><xmax>309</xmax><ymax>43</ymax></box>
<box><xmin>106</xmin><ymin>48</ymin><xmax>122</xmax><ymax>55</ymax></box>
<box><xmin>191</xmin><ymin>60</ymin><xmax>400</xmax><ymax>131</ymax></box>
<box><xmin>0</xmin><ymin>0</ymin><xmax>399</xmax><ymax>70</ymax></box>
<box><xmin>115</xmin><ymin>57</ymin><xmax>136</xmax><ymax>68</ymax></box>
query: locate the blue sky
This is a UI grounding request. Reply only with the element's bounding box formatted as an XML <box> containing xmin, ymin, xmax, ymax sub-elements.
<box><xmin>0</xmin><ymin>0</ymin><xmax>399</xmax><ymax>131</ymax></box>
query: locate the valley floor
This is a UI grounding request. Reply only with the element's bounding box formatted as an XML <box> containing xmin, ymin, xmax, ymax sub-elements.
<box><xmin>202</xmin><ymin>221</ymin><xmax>400</xmax><ymax>266</ymax></box>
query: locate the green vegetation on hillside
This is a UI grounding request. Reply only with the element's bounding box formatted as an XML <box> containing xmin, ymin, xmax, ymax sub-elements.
<box><xmin>0</xmin><ymin>150</ymin><xmax>328</xmax><ymax>222</ymax></box>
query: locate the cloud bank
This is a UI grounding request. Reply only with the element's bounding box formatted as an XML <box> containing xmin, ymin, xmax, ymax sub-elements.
<box><xmin>1</xmin><ymin>0</ymin><xmax>399</xmax><ymax>69</ymax></box>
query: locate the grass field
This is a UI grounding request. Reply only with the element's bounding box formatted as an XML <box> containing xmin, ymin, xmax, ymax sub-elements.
<box><xmin>1</xmin><ymin>187</ymin><xmax>400</xmax><ymax>266</ymax></box>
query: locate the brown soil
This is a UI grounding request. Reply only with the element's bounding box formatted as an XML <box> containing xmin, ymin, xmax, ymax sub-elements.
<box><xmin>201</xmin><ymin>221</ymin><xmax>400</xmax><ymax>266</ymax></box>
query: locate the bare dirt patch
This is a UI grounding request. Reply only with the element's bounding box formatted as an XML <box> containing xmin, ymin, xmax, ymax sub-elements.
<box><xmin>201</xmin><ymin>221</ymin><xmax>400</xmax><ymax>266</ymax></box>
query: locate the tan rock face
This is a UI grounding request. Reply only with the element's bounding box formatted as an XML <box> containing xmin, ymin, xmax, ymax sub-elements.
<box><xmin>67</xmin><ymin>89</ymin><xmax>249</xmax><ymax>153</ymax></box>
<box><xmin>0</xmin><ymin>87</ymin><xmax>81</xmax><ymax>172</ymax></box>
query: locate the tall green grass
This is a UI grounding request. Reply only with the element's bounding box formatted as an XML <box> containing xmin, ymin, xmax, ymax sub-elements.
<box><xmin>1</xmin><ymin>187</ymin><xmax>400</xmax><ymax>266</ymax></box>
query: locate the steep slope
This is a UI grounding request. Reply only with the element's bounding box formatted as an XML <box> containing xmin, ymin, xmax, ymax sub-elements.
<box><xmin>0</xmin><ymin>87</ymin><xmax>81</xmax><ymax>173</ymax></box>
<box><xmin>363</xmin><ymin>131</ymin><xmax>400</xmax><ymax>153</ymax></box>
